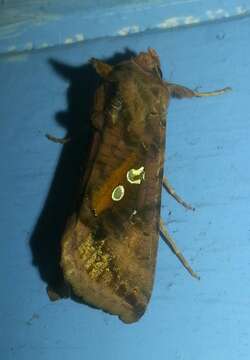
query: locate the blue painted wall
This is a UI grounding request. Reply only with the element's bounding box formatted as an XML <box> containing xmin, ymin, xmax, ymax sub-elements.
<box><xmin>0</xmin><ymin>2</ymin><xmax>250</xmax><ymax>359</ymax></box>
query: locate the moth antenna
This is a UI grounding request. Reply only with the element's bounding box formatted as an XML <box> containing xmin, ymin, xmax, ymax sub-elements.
<box><xmin>160</xmin><ymin>220</ymin><xmax>200</xmax><ymax>280</ymax></box>
<box><xmin>90</xmin><ymin>58</ymin><xmax>113</xmax><ymax>78</ymax></box>
<box><xmin>193</xmin><ymin>86</ymin><xmax>232</xmax><ymax>97</ymax></box>
<box><xmin>163</xmin><ymin>176</ymin><xmax>194</xmax><ymax>211</ymax></box>
<box><xmin>167</xmin><ymin>83</ymin><xmax>231</xmax><ymax>99</ymax></box>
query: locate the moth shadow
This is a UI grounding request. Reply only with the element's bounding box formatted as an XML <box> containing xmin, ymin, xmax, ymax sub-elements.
<box><xmin>29</xmin><ymin>48</ymin><xmax>136</xmax><ymax>299</ymax></box>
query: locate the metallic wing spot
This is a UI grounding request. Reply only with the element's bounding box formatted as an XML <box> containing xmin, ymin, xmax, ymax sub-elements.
<box><xmin>129</xmin><ymin>210</ymin><xmax>137</xmax><ymax>224</ymax></box>
<box><xmin>126</xmin><ymin>166</ymin><xmax>145</xmax><ymax>184</ymax></box>
<box><xmin>112</xmin><ymin>185</ymin><xmax>125</xmax><ymax>201</ymax></box>
<box><xmin>111</xmin><ymin>97</ymin><xmax>122</xmax><ymax>111</ymax></box>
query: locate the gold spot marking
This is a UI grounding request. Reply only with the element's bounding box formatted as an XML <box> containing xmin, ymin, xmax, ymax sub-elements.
<box><xmin>126</xmin><ymin>166</ymin><xmax>145</xmax><ymax>184</ymax></box>
<box><xmin>91</xmin><ymin>153</ymin><xmax>137</xmax><ymax>215</ymax></box>
<box><xmin>112</xmin><ymin>185</ymin><xmax>125</xmax><ymax>201</ymax></box>
<box><xmin>77</xmin><ymin>237</ymin><xmax>115</xmax><ymax>281</ymax></box>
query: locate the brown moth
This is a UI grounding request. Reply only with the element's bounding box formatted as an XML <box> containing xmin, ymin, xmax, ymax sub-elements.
<box><xmin>48</xmin><ymin>49</ymin><xmax>230</xmax><ymax>323</ymax></box>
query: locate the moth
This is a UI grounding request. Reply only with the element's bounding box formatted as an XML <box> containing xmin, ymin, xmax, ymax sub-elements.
<box><xmin>48</xmin><ymin>49</ymin><xmax>230</xmax><ymax>323</ymax></box>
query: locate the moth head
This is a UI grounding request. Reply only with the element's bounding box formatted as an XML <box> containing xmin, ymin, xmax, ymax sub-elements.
<box><xmin>133</xmin><ymin>48</ymin><xmax>162</xmax><ymax>79</ymax></box>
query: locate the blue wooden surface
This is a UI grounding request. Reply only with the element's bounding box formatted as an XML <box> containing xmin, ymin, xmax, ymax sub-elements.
<box><xmin>0</xmin><ymin>0</ymin><xmax>249</xmax><ymax>54</ymax></box>
<box><xmin>0</xmin><ymin>10</ymin><xmax>250</xmax><ymax>360</ymax></box>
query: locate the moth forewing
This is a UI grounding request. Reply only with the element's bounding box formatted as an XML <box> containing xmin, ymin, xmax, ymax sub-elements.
<box><xmin>52</xmin><ymin>49</ymin><xmax>231</xmax><ymax>323</ymax></box>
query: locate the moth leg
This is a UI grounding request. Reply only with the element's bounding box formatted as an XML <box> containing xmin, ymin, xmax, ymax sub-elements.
<box><xmin>46</xmin><ymin>133</ymin><xmax>71</xmax><ymax>144</ymax></box>
<box><xmin>168</xmin><ymin>83</ymin><xmax>231</xmax><ymax>99</ymax></box>
<box><xmin>163</xmin><ymin>176</ymin><xmax>194</xmax><ymax>211</ymax></box>
<box><xmin>47</xmin><ymin>282</ymin><xmax>71</xmax><ymax>301</ymax></box>
<box><xmin>160</xmin><ymin>220</ymin><xmax>200</xmax><ymax>280</ymax></box>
